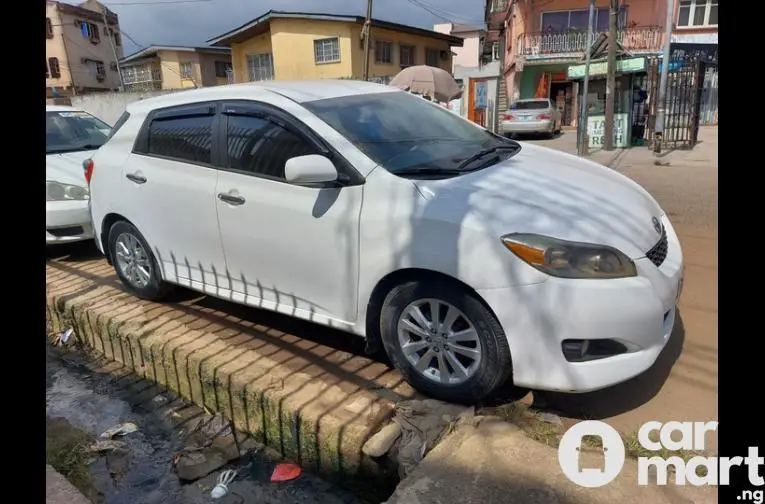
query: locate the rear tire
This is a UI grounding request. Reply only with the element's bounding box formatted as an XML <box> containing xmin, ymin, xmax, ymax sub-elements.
<box><xmin>380</xmin><ymin>279</ymin><xmax>512</xmax><ymax>404</ymax></box>
<box><xmin>107</xmin><ymin>220</ymin><xmax>173</xmax><ymax>301</ymax></box>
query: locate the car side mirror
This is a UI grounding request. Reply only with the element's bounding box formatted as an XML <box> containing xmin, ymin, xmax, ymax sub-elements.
<box><xmin>284</xmin><ymin>154</ymin><xmax>338</xmax><ymax>185</ymax></box>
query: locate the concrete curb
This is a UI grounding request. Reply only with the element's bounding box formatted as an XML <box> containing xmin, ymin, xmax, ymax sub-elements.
<box><xmin>46</xmin><ymin>465</ymin><xmax>91</xmax><ymax>504</ymax></box>
<box><xmin>46</xmin><ymin>269</ymin><xmax>399</xmax><ymax>497</ymax></box>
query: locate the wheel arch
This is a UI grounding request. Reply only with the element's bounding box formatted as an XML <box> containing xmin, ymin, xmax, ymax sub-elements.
<box><xmin>100</xmin><ymin>212</ymin><xmax>135</xmax><ymax>265</ymax></box>
<box><xmin>364</xmin><ymin>267</ymin><xmax>501</xmax><ymax>353</ymax></box>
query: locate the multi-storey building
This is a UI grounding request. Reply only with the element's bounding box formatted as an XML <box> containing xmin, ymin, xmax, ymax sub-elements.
<box><xmin>119</xmin><ymin>46</ymin><xmax>233</xmax><ymax>91</ymax></box>
<box><xmin>46</xmin><ymin>0</ymin><xmax>124</xmax><ymax>97</ymax></box>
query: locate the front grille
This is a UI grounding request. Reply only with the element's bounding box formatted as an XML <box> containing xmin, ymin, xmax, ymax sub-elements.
<box><xmin>646</xmin><ymin>228</ymin><xmax>668</xmax><ymax>267</ymax></box>
<box><xmin>47</xmin><ymin>226</ymin><xmax>84</xmax><ymax>237</ymax></box>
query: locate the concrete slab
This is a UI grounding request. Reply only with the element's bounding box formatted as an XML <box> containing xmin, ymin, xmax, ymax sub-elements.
<box><xmin>46</xmin><ymin>465</ymin><xmax>91</xmax><ymax>504</ymax></box>
<box><xmin>385</xmin><ymin>418</ymin><xmax>717</xmax><ymax>504</ymax></box>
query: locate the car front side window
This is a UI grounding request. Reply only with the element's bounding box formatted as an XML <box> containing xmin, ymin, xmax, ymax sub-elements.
<box><xmin>144</xmin><ymin>113</ymin><xmax>215</xmax><ymax>165</ymax></box>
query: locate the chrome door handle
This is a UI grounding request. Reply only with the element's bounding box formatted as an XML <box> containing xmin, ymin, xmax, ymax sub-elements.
<box><xmin>217</xmin><ymin>193</ymin><xmax>245</xmax><ymax>206</ymax></box>
<box><xmin>126</xmin><ymin>173</ymin><xmax>147</xmax><ymax>184</ymax></box>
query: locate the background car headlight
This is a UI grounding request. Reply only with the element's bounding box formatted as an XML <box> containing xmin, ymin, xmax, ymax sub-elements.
<box><xmin>501</xmin><ymin>233</ymin><xmax>637</xmax><ymax>279</ymax></box>
<box><xmin>46</xmin><ymin>180</ymin><xmax>89</xmax><ymax>201</ymax></box>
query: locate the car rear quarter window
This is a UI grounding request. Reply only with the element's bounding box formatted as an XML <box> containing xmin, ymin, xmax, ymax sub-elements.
<box><xmin>225</xmin><ymin>115</ymin><xmax>319</xmax><ymax>180</ymax></box>
<box><xmin>146</xmin><ymin>114</ymin><xmax>214</xmax><ymax>165</ymax></box>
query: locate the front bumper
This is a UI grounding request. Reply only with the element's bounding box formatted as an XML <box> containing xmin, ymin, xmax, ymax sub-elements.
<box><xmin>46</xmin><ymin>199</ymin><xmax>94</xmax><ymax>245</ymax></box>
<box><xmin>477</xmin><ymin>214</ymin><xmax>684</xmax><ymax>393</ymax></box>
<box><xmin>501</xmin><ymin>119</ymin><xmax>553</xmax><ymax>134</ymax></box>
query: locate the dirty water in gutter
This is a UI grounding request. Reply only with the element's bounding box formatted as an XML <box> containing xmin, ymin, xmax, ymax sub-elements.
<box><xmin>46</xmin><ymin>346</ymin><xmax>369</xmax><ymax>504</ymax></box>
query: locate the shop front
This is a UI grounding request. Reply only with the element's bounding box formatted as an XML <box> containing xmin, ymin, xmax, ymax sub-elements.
<box><xmin>567</xmin><ymin>56</ymin><xmax>648</xmax><ymax>150</ymax></box>
<box><xmin>518</xmin><ymin>63</ymin><xmax>578</xmax><ymax>128</ymax></box>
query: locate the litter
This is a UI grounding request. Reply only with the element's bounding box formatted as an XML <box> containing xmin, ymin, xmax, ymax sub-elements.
<box><xmin>100</xmin><ymin>421</ymin><xmax>139</xmax><ymax>439</ymax></box>
<box><xmin>89</xmin><ymin>439</ymin><xmax>127</xmax><ymax>453</ymax></box>
<box><xmin>50</xmin><ymin>328</ymin><xmax>75</xmax><ymax>347</ymax></box>
<box><xmin>270</xmin><ymin>462</ymin><xmax>302</xmax><ymax>482</ymax></box>
<box><xmin>173</xmin><ymin>414</ymin><xmax>241</xmax><ymax>482</ymax></box>
<box><xmin>210</xmin><ymin>469</ymin><xmax>237</xmax><ymax>499</ymax></box>
<box><xmin>537</xmin><ymin>412</ymin><xmax>563</xmax><ymax>427</ymax></box>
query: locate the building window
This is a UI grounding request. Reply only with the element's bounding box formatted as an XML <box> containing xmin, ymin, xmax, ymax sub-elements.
<box><xmin>375</xmin><ymin>40</ymin><xmax>392</xmax><ymax>63</ymax></box>
<box><xmin>96</xmin><ymin>61</ymin><xmax>106</xmax><ymax>80</ymax></box>
<box><xmin>247</xmin><ymin>53</ymin><xmax>274</xmax><ymax>81</ymax></box>
<box><xmin>492</xmin><ymin>42</ymin><xmax>501</xmax><ymax>61</ymax></box>
<box><xmin>214</xmin><ymin>61</ymin><xmax>232</xmax><ymax>78</ymax></box>
<box><xmin>46</xmin><ymin>17</ymin><xmax>54</xmax><ymax>39</ymax></box>
<box><xmin>79</xmin><ymin>20</ymin><xmax>100</xmax><ymax>43</ymax></box>
<box><xmin>425</xmin><ymin>48</ymin><xmax>440</xmax><ymax>67</ymax></box>
<box><xmin>400</xmin><ymin>44</ymin><xmax>416</xmax><ymax>67</ymax></box>
<box><xmin>314</xmin><ymin>37</ymin><xmax>341</xmax><ymax>64</ymax></box>
<box><xmin>677</xmin><ymin>0</ymin><xmax>718</xmax><ymax>28</ymax></box>
<box><xmin>491</xmin><ymin>0</ymin><xmax>508</xmax><ymax>13</ymax></box>
<box><xmin>48</xmin><ymin>57</ymin><xmax>61</xmax><ymax>78</ymax></box>
<box><xmin>541</xmin><ymin>8</ymin><xmax>627</xmax><ymax>33</ymax></box>
<box><xmin>180</xmin><ymin>62</ymin><xmax>193</xmax><ymax>79</ymax></box>
<box><xmin>46</xmin><ymin>59</ymin><xmax>50</xmax><ymax>78</ymax></box>
<box><xmin>107</xmin><ymin>27</ymin><xmax>122</xmax><ymax>47</ymax></box>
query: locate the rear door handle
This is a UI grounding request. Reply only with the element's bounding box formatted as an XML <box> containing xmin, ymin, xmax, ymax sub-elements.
<box><xmin>217</xmin><ymin>193</ymin><xmax>245</xmax><ymax>206</ymax></box>
<box><xmin>126</xmin><ymin>173</ymin><xmax>147</xmax><ymax>184</ymax></box>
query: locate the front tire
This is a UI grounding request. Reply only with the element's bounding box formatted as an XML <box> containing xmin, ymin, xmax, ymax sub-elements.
<box><xmin>380</xmin><ymin>279</ymin><xmax>512</xmax><ymax>404</ymax></box>
<box><xmin>107</xmin><ymin>220</ymin><xmax>172</xmax><ymax>301</ymax></box>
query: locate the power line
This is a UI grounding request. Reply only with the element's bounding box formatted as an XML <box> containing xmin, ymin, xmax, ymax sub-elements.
<box><xmin>405</xmin><ymin>0</ymin><xmax>485</xmax><ymax>27</ymax></box>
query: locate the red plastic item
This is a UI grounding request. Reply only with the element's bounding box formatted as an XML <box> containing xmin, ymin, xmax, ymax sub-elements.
<box><xmin>270</xmin><ymin>462</ymin><xmax>302</xmax><ymax>482</ymax></box>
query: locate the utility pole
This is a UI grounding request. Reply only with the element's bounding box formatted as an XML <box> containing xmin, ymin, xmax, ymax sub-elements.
<box><xmin>603</xmin><ymin>0</ymin><xmax>618</xmax><ymax>151</ymax></box>
<box><xmin>654</xmin><ymin>0</ymin><xmax>675</xmax><ymax>154</ymax></box>
<box><xmin>362</xmin><ymin>0</ymin><xmax>373</xmax><ymax>81</ymax></box>
<box><xmin>577</xmin><ymin>0</ymin><xmax>596</xmax><ymax>157</ymax></box>
<box><xmin>101</xmin><ymin>7</ymin><xmax>124</xmax><ymax>91</ymax></box>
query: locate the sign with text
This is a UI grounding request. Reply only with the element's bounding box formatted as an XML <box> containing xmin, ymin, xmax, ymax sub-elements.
<box><xmin>587</xmin><ymin>113</ymin><xmax>629</xmax><ymax>149</ymax></box>
<box><xmin>567</xmin><ymin>57</ymin><xmax>646</xmax><ymax>80</ymax></box>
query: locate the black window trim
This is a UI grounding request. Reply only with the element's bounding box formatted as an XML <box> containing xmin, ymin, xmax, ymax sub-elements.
<box><xmin>132</xmin><ymin>101</ymin><xmax>221</xmax><ymax>170</ymax></box>
<box><xmin>218</xmin><ymin>100</ymin><xmax>365</xmax><ymax>187</ymax></box>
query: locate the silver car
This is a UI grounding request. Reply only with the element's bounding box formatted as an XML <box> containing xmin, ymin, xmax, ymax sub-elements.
<box><xmin>500</xmin><ymin>98</ymin><xmax>562</xmax><ymax>138</ymax></box>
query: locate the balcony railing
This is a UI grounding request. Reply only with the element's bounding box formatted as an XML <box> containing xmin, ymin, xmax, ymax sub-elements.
<box><xmin>516</xmin><ymin>26</ymin><xmax>663</xmax><ymax>59</ymax></box>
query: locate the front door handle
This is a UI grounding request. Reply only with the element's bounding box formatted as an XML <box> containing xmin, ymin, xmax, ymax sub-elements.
<box><xmin>217</xmin><ymin>193</ymin><xmax>245</xmax><ymax>206</ymax></box>
<box><xmin>126</xmin><ymin>173</ymin><xmax>147</xmax><ymax>184</ymax></box>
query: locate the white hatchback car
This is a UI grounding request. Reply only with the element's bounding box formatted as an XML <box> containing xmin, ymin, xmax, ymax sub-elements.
<box><xmin>87</xmin><ymin>81</ymin><xmax>683</xmax><ymax>403</ymax></box>
<box><xmin>46</xmin><ymin>105</ymin><xmax>111</xmax><ymax>245</ymax></box>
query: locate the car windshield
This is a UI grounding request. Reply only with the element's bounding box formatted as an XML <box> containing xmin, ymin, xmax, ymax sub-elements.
<box><xmin>46</xmin><ymin>110</ymin><xmax>112</xmax><ymax>155</ymax></box>
<box><xmin>510</xmin><ymin>100</ymin><xmax>550</xmax><ymax>110</ymax></box>
<box><xmin>303</xmin><ymin>91</ymin><xmax>520</xmax><ymax>177</ymax></box>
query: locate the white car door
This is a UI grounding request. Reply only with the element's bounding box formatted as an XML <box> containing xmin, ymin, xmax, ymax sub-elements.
<box><xmin>214</xmin><ymin>100</ymin><xmax>364</xmax><ymax>325</ymax></box>
<box><xmin>125</xmin><ymin>101</ymin><xmax>229</xmax><ymax>292</ymax></box>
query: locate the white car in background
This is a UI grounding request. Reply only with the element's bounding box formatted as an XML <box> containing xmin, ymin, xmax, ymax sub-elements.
<box><xmin>46</xmin><ymin>105</ymin><xmax>111</xmax><ymax>245</ymax></box>
<box><xmin>500</xmin><ymin>98</ymin><xmax>562</xmax><ymax>138</ymax></box>
<box><xmin>86</xmin><ymin>81</ymin><xmax>683</xmax><ymax>404</ymax></box>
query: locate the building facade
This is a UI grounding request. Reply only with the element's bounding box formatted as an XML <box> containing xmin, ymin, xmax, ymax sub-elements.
<box><xmin>433</xmin><ymin>23</ymin><xmax>485</xmax><ymax>71</ymax></box>
<box><xmin>119</xmin><ymin>46</ymin><xmax>233</xmax><ymax>91</ymax></box>
<box><xmin>46</xmin><ymin>0</ymin><xmax>125</xmax><ymax>97</ymax></box>
<box><xmin>207</xmin><ymin>10</ymin><xmax>462</xmax><ymax>83</ymax></box>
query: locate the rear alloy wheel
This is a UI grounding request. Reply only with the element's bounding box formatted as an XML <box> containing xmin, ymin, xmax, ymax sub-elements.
<box><xmin>107</xmin><ymin>220</ymin><xmax>172</xmax><ymax>301</ymax></box>
<box><xmin>380</xmin><ymin>280</ymin><xmax>512</xmax><ymax>403</ymax></box>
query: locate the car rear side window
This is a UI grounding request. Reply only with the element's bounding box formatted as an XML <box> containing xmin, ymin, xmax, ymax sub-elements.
<box><xmin>147</xmin><ymin>114</ymin><xmax>214</xmax><ymax>165</ymax></box>
<box><xmin>225</xmin><ymin>115</ymin><xmax>319</xmax><ymax>180</ymax></box>
<box><xmin>105</xmin><ymin>111</ymin><xmax>130</xmax><ymax>142</ymax></box>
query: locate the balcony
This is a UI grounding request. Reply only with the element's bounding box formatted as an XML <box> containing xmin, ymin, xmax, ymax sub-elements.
<box><xmin>516</xmin><ymin>26</ymin><xmax>663</xmax><ymax>60</ymax></box>
<box><xmin>486</xmin><ymin>0</ymin><xmax>509</xmax><ymax>29</ymax></box>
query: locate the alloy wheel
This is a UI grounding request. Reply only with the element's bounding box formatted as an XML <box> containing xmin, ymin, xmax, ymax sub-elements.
<box><xmin>114</xmin><ymin>232</ymin><xmax>152</xmax><ymax>289</ymax></box>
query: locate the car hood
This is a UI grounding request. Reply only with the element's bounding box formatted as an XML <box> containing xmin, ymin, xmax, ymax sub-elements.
<box><xmin>412</xmin><ymin>142</ymin><xmax>665</xmax><ymax>259</ymax></box>
<box><xmin>46</xmin><ymin>151</ymin><xmax>92</xmax><ymax>186</ymax></box>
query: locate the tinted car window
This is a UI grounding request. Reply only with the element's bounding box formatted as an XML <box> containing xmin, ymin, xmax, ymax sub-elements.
<box><xmin>226</xmin><ymin>115</ymin><xmax>319</xmax><ymax>180</ymax></box>
<box><xmin>147</xmin><ymin>115</ymin><xmax>214</xmax><ymax>164</ymax></box>
<box><xmin>510</xmin><ymin>100</ymin><xmax>550</xmax><ymax>110</ymax></box>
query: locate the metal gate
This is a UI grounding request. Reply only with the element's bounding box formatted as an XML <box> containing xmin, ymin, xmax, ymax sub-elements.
<box><xmin>643</xmin><ymin>55</ymin><xmax>704</xmax><ymax>150</ymax></box>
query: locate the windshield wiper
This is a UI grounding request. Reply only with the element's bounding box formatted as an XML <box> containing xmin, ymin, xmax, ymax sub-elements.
<box><xmin>395</xmin><ymin>167</ymin><xmax>464</xmax><ymax>178</ymax></box>
<box><xmin>457</xmin><ymin>145</ymin><xmax>520</xmax><ymax>171</ymax></box>
<box><xmin>47</xmin><ymin>144</ymin><xmax>103</xmax><ymax>155</ymax></box>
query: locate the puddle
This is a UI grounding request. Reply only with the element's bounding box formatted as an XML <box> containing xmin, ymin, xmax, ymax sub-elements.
<box><xmin>46</xmin><ymin>348</ymin><xmax>366</xmax><ymax>504</ymax></box>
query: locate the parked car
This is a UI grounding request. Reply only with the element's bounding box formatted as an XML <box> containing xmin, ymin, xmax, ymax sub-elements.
<box><xmin>500</xmin><ymin>98</ymin><xmax>562</xmax><ymax>138</ymax></box>
<box><xmin>87</xmin><ymin>81</ymin><xmax>683</xmax><ymax>404</ymax></box>
<box><xmin>46</xmin><ymin>105</ymin><xmax>111</xmax><ymax>245</ymax></box>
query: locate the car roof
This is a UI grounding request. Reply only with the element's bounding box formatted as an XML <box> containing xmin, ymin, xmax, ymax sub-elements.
<box><xmin>46</xmin><ymin>105</ymin><xmax>82</xmax><ymax>112</ymax></box>
<box><xmin>126</xmin><ymin>80</ymin><xmax>401</xmax><ymax>115</ymax></box>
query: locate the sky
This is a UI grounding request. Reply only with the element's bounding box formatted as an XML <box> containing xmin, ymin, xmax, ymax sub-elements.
<box><xmin>92</xmin><ymin>0</ymin><xmax>487</xmax><ymax>57</ymax></box>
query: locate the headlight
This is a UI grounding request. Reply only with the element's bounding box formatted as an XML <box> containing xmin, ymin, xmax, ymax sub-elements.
<box><xmin>501</xmin><ymin>233</ymin><xmax>637</xmax><ymax>279</ymax></box>
<box><xmin>46</xmin><ymin>180</ymin><xmax>89</xmax><ymax>201</ymax></box>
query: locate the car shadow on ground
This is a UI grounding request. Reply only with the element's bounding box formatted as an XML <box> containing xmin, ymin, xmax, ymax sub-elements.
<box><xmin>508</xmin><ymin>131</ymin><xmax>565</xmax><ymax>141</ymax></box>
<box><xmin>46</xmin><ymin>241</ymin><xmax>102</xmax><ymax>261</ymax></box>
<box><xmin>529</xmin><ymin>311</ymin><xmax>686</xmax><ymax>419</ymax></box>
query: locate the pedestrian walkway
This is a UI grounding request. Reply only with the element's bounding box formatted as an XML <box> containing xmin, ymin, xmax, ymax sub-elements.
<box><xmin>46</xmin><ymin>465</ymin><xmax>91</xmax><ymax>504</ymax></box>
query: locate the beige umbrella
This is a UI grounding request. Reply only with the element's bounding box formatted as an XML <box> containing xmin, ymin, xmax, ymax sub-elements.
<box><xmin>389</xmin><ymin>65</ymin><xmax>462</xmax><ymax>103</ymax></box>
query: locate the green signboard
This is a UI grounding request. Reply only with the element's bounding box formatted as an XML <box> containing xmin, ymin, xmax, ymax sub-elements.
<box><xmin>567</xmin><ymin>57</ymin><xmax>646</xmax><ymax>80</ymax></box>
